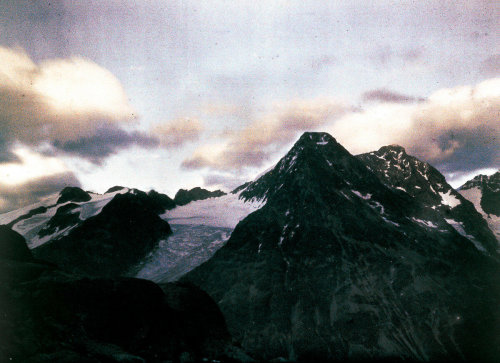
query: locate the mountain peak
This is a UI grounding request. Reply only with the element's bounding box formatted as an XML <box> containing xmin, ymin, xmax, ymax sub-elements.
<box><xmin>239</xmin><ymin>131</ymin><xmax>381</xmax><ymax>203</ymax></box>
<box><xmin>290</xmin><ymin>132</ymin><xmax>344</xmax><ymax>154</ymax></box>
<box><xmin>459</xmin><ymin>170</ymin><xmax>500</xmax><ymax>191</ymax></box>
<box><xmin>378</xmin><ymin>144</ymin><xmax>407</xmax><ymax>154</ymax></box>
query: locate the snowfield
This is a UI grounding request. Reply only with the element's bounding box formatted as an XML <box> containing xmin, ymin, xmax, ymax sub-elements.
<box><xmin>161</xmin><ymin>192</ymin><xmax>265</xmax><ymax>229</ymax></box>
<box><xmin>0</xmin><ymin>189</ymin><xmax>130</xmax><ymax>248</ymax></box>
<box><xmin>459</xmin><ymin>187</ymin><xmax>500</xmax><ymax>241</ymax></box>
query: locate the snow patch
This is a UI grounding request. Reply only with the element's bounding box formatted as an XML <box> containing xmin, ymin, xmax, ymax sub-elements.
<box><xmin>459</xmin><ymin>187</ymin><xmax>500</xmax><ymax>241</ymax></box>
<box><xmin>412</xmin><ymin>218</ymin><xmax>438</xmax><ymax>229</ymax></box>
<box><xmin>382</xmin><ymin>217</ymin><xmax>400</xmax><ymax>227</ymax></box>
<box><xmin>351</xmin><ymin>190</ymin><xmax>372</xmax><ymax>200</ymax></box>
<box><xmin>439</xmin><ymin>190</ymin><xmax>461</xmax><ymax>208</ymax></box>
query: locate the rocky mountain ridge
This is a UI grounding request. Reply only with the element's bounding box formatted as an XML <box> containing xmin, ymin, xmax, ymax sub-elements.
<box><xmin>183</xmin><ymin>132</ymin><xmax>500</xmax><ymax>361</ymax></box>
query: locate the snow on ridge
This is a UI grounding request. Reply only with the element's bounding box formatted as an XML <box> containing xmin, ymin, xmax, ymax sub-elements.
<box><xmin>445</xmin><ymin>218</ymin><xmax>487</xmax><ymax>252</ymax></box>
<box><xmin>1</xmin><ymin>188</ymin><xmax>131</xmax><ymax>249</ymax></box>
<box><xmin>411</xmin><ymin>217</ymin><xmax>438</xmax><ymax>229</ymax></box>
<box><xmin>351</xmin><ymin>190</ymin><xmax>372</xmax><ymax>200</ymax></box>
<box><xmin>439</xmin><ymin>190</ymin><xmax>461</xmax><ymax>208</ymax></box>
<box><xmin>0</xmin><ymin>193</ymin><xmax>59</xmax><ymax>225</ymax></box>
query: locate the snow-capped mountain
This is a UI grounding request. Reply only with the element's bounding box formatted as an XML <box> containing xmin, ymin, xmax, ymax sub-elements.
<box><xmin>358</xmin><ymin>145</ymin><xmax>498</xmax><ymax>253</ymax></box>
<box><xmin>0</xmin><ymin>184</ymin><xmax>262</xmax><ymax>279</ymax></box>
<box><xmin>183</xmin><ymin>132</ymin><xmax>500</xmax><ymax>361</ymax></box>
<box><xmin>458</xmin><ymin>171</ymin><xmax>500</xmax><ymax>241</ymax></box>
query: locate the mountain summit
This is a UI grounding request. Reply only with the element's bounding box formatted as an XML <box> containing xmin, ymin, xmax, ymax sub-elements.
<box><xmin>358</xmin><ymin>146</ymin><xmax>498</xmax><ymax>252</ymax></box>
<box><xmin>184</xmin><ymin>132</ymin><xmax>500</xmax><ymax>362</ymax></box>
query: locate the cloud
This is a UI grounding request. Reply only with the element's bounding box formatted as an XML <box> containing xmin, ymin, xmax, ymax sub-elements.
<box><xmin>53</xmin><ymin>125</ymin><xmax>159</xmax><ymax>164</ymax></box>
<box><xmin>327</xmin><ymin>77</ymin><xmax>500</xmax><ymax>174</ymax></box>
<box><xmin>0</xmin><ymin>46</ymin><xmax>139</xmax><ymax>163</ymax></box>
<box><xmin>479</xmin><ymin>54</ymin><xmax>500</xmax><ymax>77</ymax></box>
<box><xmin>153</xmin><ymin>118</ymin><xmax>204</xmax><ymax>148</ymax></box>
<box><xmin>182</xmin><ymin>98</ymin><xmax>349</xmax><ymax>171</ymax></box>
<box><xmin>0</xmin><ymin>172</ymin><xmax>81</xmax><ymax>213</ymax></box>
<box><xmin>203</xmin><ymin>173</ymin><xmax>247</xmax><ymax>191</ymax></box>
<box><xmin>362</xmin><ymin>89</ymin><xmax>425</xmax><ymax>104</ymax></box>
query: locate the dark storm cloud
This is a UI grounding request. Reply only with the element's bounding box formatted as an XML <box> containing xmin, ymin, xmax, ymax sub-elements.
<box><xmin>53</xmin><ymin>125</ymin><xmax>160</xmax><ymax>164</ymax></box>
<box><xmin>362</xmin><ymin>89</ymin><xmax>425</xmax><ymax>104</ymax></box>
<box><xmin>418</xmin><ymin>126</ymin><xmax>499</xmax><ymax>175</ymax></box>
<box><xmin>0</xmin><ymin>136</ymin><xmax>20</xmax><ymax>163</ymax></box>
<box><xmin>0</xmin><ymin>171</ymin><xmax>81</xmax><ymax>213</ymax></box>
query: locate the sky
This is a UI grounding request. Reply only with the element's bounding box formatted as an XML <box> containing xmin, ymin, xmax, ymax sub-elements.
<box><xmin>0</xmin><ymin>0</ymin><xmax>498</xmax><ymax>212</ymax></box>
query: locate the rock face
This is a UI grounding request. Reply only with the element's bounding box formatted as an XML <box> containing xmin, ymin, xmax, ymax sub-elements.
<box><xmin>183</xmin><ymin>132</ymin><xmax>500</xmax><ymax>362</ymax></box>
<box><xmin>57</xmin><ymin>186</ymin><xmax>92</xmax><ymax>204</ymax></box>
<box><xmin>174</xmin><ymin>187</ymin><xmax>226</xmax><ymax>206</ymax></box>
<box><xmin>459</xmin><ymin>171</ymin><xmax>500</xmax><ymax>241</ymax></box>
<box><xmin>33</xmin><ymin>191</ymin><xmax>173</xmax><ymax>277</ymax></box>
<box><xmin>0</xmin><ymin>225</ymin><xmax>33</xmax><ymax>261</ymax></box>
<box><xmin>358</xmin><ymin>146</ymin><xmax>498</xmax><ymax>253</ymax></box>
<box><xmin>0</xmin><ymin>227</ymin><xmax>232</xmax><ymax>362</ymax></box>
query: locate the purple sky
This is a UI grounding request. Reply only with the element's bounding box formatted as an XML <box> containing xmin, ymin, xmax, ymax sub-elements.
<box><xmin>0</xmin><ymin>1</ymin><xmax>498</xmax><ymax>211</ymax></box>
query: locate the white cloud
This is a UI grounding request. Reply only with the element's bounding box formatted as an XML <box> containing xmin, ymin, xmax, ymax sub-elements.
<box><xmin>0</xmin><ymin>147</ymin><xmax>69</xmax><ymax>185</ymax></box>
<box><xmin>0</xmin><ymin>46</ymin><xmax>136</xmax><ymax>154</ymax></box>
<box><xmin>327</xmin><ymin>77</ymin><xmax>500</xmax><ymax>173</ymax></box>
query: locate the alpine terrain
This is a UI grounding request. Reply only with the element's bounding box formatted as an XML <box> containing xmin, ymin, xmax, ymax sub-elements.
<box><xmin>458</xmin><ymin>171</ymin><xmax>500</xmax><ymax>241</ymax></box>
<box><xmin>183</xmin><ymin>132</ymin><xmax>500</xmax><ymax>362</ymax></box>
<box><xmin>358</xmin><ymin>146</ymin><xmax>499</xmax><ymax>253</ymax></box>
<box><xmin>0</xmin><ymin>184</ymin><xmax>261</xmax><ymax>280</ymax></box>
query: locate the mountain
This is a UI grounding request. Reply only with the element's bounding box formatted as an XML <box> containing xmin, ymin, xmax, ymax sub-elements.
<box><xmin>183</xmin><ymin>132</ymin><xmax>500</xmax><ymax>362</ymax></box>
<box><xmin>358</xmin><ymin>145</ymin><xmax>498</xmax><ymax>253</ymax></box>
<box><xmin>33</xmin><ymin>190</ymin><xmax>174</xmax><ymax>277</ymax></box>
<box><xmin>458</xmin><ymin>171</ymin><xmax>500</xmax><ymax>241</ymax></box>
<box><xmin>0</xmin><ymin>184</ymin><xmax>261</xmax><ymax>281</ymax></box>
<box><xmin>0</xmin><ymin>226</ymin><xmax>236</xmax><ymax>362</ymax></box>
<box><xmin>0</xmin><ymin>187</ymin><xmax>176</xmax><ymax>277</ymax></box>
<box><xmin>174</xmin><ymin>187</ymin><xmax>226</xmax><ymax>206</ymax></box>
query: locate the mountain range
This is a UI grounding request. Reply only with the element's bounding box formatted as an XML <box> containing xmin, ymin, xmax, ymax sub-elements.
<box><xmin>1</xmin><ymin>131</ymin><xmax>498</xmax><ymax>362</ymax></box>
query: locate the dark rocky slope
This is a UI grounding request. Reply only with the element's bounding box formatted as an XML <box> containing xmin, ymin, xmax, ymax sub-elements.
<box><xmin>183</xmin><ymin>132</ymin><xmax>500</xmax><ymax>362</ymax></box>
<box><xmin>0</xmin><ymin>227</ymin><xmax>233</xmax><ymax>363</ymax></box>
<box><xmin>174</xmin><ymin>187</ymin><xmax>226</xmax><ymax>206</ymax></box>
<box><xmin>33</xmin><ymin>191</ymin><xmax>173</xmax><ymax>277</ymax></box>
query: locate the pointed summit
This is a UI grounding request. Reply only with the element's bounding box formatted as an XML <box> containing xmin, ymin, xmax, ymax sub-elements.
<box><xmin>240</xmin><ymin>131</ymin><xmax>381</xmax><ymax>203</ymax></box>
